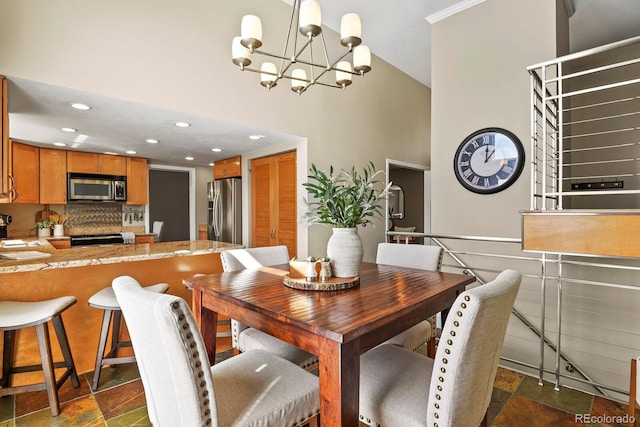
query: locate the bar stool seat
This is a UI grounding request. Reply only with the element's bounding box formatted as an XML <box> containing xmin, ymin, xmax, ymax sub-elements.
<box><xmin>0</xmin><ymin>296</ymin><xmax>80</xmax><ymax>417</ymax></box>
<box><xmin>88</xmin><ymin>283</ymin><xmax>169</xmax><ymax>391</ymax></box>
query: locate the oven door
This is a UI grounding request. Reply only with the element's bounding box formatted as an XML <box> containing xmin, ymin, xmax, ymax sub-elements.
<box><xmin>68</xmin><ymin>178</ymin><xmax>114</xmax><ymax>201</ymax></box>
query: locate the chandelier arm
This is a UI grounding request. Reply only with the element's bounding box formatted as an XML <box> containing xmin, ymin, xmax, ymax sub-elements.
<box><xmin>319</xmin><ymin>32</ymin><xmax>331</xmax><ymax>69</ymax></box>
<box><xmin>281</xmin><ymin>0</ymin><xmax>299</xmax><ymax>67</ymax></box>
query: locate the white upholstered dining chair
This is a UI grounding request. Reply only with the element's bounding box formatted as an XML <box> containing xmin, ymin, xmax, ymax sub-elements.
<box><xmin>220</xmin><ymin>246</ymin><xmax>319</xmax><ymax>370</ymax></box>
<box><xmin>359</xmin><ymin>269</ymin><xmax>521</xmax><ymax>427</ymax></box>
<box><xmin>112</xmin><ymin>275</ymin><xmax>320</xmax><ymax>427</ymax></box>
<box><xmin>375</xmin><ymin>242</ymin><xmax>443</xmax><ymax>356</ymax></box>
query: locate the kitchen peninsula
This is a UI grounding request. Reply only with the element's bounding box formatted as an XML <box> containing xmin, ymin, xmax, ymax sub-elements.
<box><xmin>0</xmin><ymin>239</ymin><xmax>241</xmax><ymax>379</ymax></box>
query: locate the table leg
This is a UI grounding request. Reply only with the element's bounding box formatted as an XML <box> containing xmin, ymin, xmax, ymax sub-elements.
<box><xmin>318</xmin><ymin>338</ymin><xmax>360</xmax><ymax>427</ymax></box>
<box><xmin>192</xmin><ymin>290</ymin><xmax>218</xmax><ymax>365</ymax></box>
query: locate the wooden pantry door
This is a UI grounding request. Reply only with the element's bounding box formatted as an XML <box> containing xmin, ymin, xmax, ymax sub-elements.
<box><xmin>251</xmin><ymin>151</ymin><xmax>297</xmax><ymax>258</ymax></box>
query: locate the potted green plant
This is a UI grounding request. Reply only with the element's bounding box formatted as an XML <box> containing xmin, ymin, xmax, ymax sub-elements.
<box><xmin>35</xmin><ymin>219</ymin><xmax>55</xmax><ymax>237</ymax></box>
<box><xmin>303</xmin><ymin>162</ymin><xmax>391</xmax><ymax>277</ymax></box>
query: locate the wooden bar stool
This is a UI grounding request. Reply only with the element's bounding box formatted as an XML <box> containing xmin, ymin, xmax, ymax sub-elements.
<box><xmin>0</xmin><ymin>296</ymin><xmax>80</xmax><ymax>416</ymax></box>
<box><xmin>88</xmin><ymin>282</ymin><xmax>169</xmax><ymax>391</ymax></box>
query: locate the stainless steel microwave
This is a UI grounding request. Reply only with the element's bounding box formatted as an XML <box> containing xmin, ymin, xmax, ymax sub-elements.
<box><xmin>67</xmin><ymin>173</ymin><xmax>127</xmax><ymax>202</ymax></box>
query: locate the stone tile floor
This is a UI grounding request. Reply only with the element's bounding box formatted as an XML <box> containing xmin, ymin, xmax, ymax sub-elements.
<box><xmin>1</xmin><ymin>352</ymin><xmax>637</xmax><ymax>426</ymax></box>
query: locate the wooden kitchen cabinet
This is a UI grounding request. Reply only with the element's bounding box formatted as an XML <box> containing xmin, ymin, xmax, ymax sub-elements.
<box><xmin>213</xmin><ymin>156</ymin><xmax>241</xmax><ymax>179</ymax></box>
<box><xmin>126</xmin><ymin>157</ymin><xmax>148</xmax><ymax>205</ymax></box>
<box><xmin>67</xmin><ymin>151</ymin><xmax>127</xmax><ymax>175</ymax></box>
<box><xmin>40</xmin><ymin>147</ymin><xmax>68</xmax><ymax>204</ymax></box>
<box><xmin>251</xmin><ymin>151</ymin><xmax>297</xmax><ymax>257</ymax></box>
<box><xmin>0</xmin><ymin>76</ymin><xmax>11</xmax><ymax>203</ymax></box>
<box><xmin>11</xmin><ymin>141</ymin><xmax>39</xmax><ymax>204</ymax></box>
<box><xmin>134</xmin><ymin>235</ymin><xmax>154</xmax><ymax>244</ymax></box>
<box><xmin>48</xmin><ymin>239</ymin><xmax>71</xmax><ymax>249</ymax></box>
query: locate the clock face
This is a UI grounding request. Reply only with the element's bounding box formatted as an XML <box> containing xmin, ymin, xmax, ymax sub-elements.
<box><xmin>453</xmin><ymin>128</ymin><xmax>525</xmax><ymax>194</ymax></box>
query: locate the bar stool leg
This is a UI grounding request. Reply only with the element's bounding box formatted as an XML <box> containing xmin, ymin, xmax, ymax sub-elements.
<box><xmin>92</xmin><ymin>309</ymin><xmax>113</xmax><ymax>391</ymax></box>
<box><xmin>52</xmin><ymin>315</ymin><xmax>80</xmax><ymax>388</ymax></box>
<box><xmin>1</xmin><ymin>330</ymin><xmax>15</xmax><ymax>388</ymax></box>
<box><xmin>111</xmin><ymin>310</ymin><xmax>123</xmax><ymax>357</ymax></box>
<box><xmin>35</xmin><ymin>323</ymin><xmax>60</xmax><ymax>416</ymax></box>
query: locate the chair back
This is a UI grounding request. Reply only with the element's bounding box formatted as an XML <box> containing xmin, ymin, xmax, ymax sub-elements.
<box><xmin>221</xmin><ymin>245</ymin><xmax>290</xmax><ymax>272</ymax></box>
<box><xmin>426</xmin><ymin>269</ymin><xmax>521</xmax><ymax>426</ymax></box>
<box><xmin>376</xmin><ymin>242</ymin><xmax>442</xmax><ymax>271</ymax></box>
<box><xmin>112</xmin><ymin>276</ymin><xmax>217</xmax><ymax>427</ymax></box>
<box><xmin>152</xmin><ymin>221</ymin><xmax>164</xmax><ymax>242</ymax></box>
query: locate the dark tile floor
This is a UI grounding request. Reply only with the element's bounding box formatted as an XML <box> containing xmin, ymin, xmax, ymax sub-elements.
<box><xmin>1</xmin><ymin>352</ymin><xmax>637</xmax><ymax>426</ymax></box>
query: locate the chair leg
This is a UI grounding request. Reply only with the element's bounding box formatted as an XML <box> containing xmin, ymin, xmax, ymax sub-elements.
<box><xmin>52</xmin><ymin>314</ymin><xmax>80</xmax><ymax>388</ymax></box>
<box><xmin>111</xmin><ymin>310</ymin><xmax>123</xmax><ymax>358</ymax></box>
<box><xmin>630</xmin><ymin>358</ymin><xmax>637</xmax><ymax>427</ymax></box>
<box><xmin>35</xmin><ymin>323</ymin><xmax>60</xmax><ymax>416</ymax></box>
<box><xmin>1</xmin><ymin>330</ymin><xmax>15</xmax><ymax>388</ymax></box>
<box><xmin>480</xmin><ymin>409</ymin><xmax>488</xmax><ymax>427</ymax></box>
<box><xmin>426</xmin><ymin>338</ymin><xmax>437</xmax><ymax>358</ymax></box>
<box><xmin>92</xmin><ymin>309</ymin><xmax>113</xmax><ymax>391</ymax></box>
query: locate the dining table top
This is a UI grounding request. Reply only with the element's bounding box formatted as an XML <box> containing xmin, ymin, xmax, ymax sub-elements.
<box><xmin>185</xmin><ymin>261</ymin><xmax>476</xmax><ymax>351</ymax></box>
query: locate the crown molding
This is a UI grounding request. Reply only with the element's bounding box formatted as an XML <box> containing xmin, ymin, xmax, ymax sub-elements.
<box><xmin>425</xmin><ymin>0</ymin><xmax>487</xmax><ymax>24</ymax></box>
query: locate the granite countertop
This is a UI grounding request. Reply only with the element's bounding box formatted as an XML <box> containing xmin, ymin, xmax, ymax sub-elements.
<box><xmin>0</xmin><ymin>239</ymin><xmax>242</xmax><ymax>273</ymax></box>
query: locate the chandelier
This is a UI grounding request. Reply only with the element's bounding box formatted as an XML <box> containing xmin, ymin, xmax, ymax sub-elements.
<box><xmin>231</xmin><ymin>0</ymin><xmax>372</xmax><ymax>95</ymax></box>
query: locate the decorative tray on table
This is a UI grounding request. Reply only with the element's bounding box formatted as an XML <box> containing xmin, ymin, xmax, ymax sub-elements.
<box><xmin>282</xmin><ymin>275</ymin><xmax>360</xmax><ymax>291</ymax></box>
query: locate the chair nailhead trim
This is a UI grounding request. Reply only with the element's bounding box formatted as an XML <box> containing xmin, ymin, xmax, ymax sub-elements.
<box><xmin>170</xmin><ymin>301</ymin><xmax>212</xmax><ymax>426</ymax></box>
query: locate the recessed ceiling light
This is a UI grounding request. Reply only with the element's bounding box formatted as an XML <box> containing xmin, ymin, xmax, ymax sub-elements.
<box><xmin>208</xmin><ymin>162</ymin><xmax>214</xmax><ymax>167</ymax></box>
<box><xmin>249</xmin><ymin>134</ymin><xmax>265</xmax><ymax>140</ymax></box>
<box><xmin>53</xmin><ymin>142</ymin><xmax>67</xmax><ymax>147</ymax></box>
<box><xmin>146</xmin><ymin>139</ymin><xmax>159</xmax><ymax>144</ymax></box>
<box><xmin>61</xmin><ymin>127</ymin><xmax>77</xmax><ymax>133</ymax></box>
<box><xmin>185</xmin><ymin>156</ymin><xmax>194</xmax><ymax>161</ymax></box>
<box><xmin>71</xmin><ymin>103</ymin><xmax>91</xmax><ymax>110</ymax></box>
<box><xmin>175</xmin><ymin>121</ymin><xmax>191</xmax><ymax>128</ymax></box>
<box><xmin>126</xmin><ymin>150</ymin><xmax>137</xmax><ymax>155</ymax></box>
<box><xmin>211</xmin><ymin>148</ymin><xmax>222</xmax><ymax>152</ymax></box>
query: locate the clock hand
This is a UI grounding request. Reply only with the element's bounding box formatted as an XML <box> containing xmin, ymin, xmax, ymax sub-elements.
<box><xmin>484</xmin><ymin>148</ymin><xmax>495</xmax><ymax>163</ymax></box>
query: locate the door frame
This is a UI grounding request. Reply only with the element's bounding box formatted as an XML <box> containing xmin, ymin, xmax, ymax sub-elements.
<box><xmin>385</xmin><ymin>158</ymin><xmax>431</xmax><ymax>242</ymax></box>
<box><xmin>147</xmin><ymin>163</ymin><xmax>197</xmax><ymax>240</ymax></box>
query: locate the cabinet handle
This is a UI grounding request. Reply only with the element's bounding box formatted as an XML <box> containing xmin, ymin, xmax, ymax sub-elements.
<box><xmin>8</xmin><ymin>175</ymin><xmax>16</xmax><ymax>201</ymax></box>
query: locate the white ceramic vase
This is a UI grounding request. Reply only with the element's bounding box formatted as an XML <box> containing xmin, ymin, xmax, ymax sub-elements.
<box><xmin>326</xmin><ymin>227</ymin><xmax>363</xmax><ymax>278</ymax></box>
<box><xmin>37</xmin><ymin>228</ymin><xmax>51</xmax><ymax>237</ymax></box>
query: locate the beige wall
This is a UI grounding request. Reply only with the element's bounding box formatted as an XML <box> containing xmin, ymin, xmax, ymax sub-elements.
<box><xmin>431</xmin><ymin>0</ymin><xmax>561</xmax><ymax>238</ymax></box>
<box><xmin>0</xmin><ymin>0</ymin><xmax>431</xmax><ymax>260</ymax></box>
<box><xmin>430</xmin><ymin>0</ymin><xmax>568</xmax><ymax>384</ymax></box>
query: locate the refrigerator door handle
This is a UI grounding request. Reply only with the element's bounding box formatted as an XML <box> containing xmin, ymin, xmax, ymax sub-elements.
<box><xmin>212</xmin><ymin>191</ymin><xmax>222</xmax><ymax>238</ymax></box>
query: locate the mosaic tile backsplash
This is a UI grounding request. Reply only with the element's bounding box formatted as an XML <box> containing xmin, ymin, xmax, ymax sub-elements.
<box><xmin>64</xmin><ymin>203</ymin><xmax>123</xmax><ymax>228</ymax></box>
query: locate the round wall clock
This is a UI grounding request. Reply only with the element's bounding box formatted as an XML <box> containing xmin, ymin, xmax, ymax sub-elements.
<box><xmin>453</xmin><ymin>127</ymin><xmax>525</xmax><ymax>194</ymax></box>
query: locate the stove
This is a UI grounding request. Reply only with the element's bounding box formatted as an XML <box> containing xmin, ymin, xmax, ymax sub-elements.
<box><xmin>70</xmin><ymin>233</ymin><xmax>125</xmax><ymax>247</ymax></box>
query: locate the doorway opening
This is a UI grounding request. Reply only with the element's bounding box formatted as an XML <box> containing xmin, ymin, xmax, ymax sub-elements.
<box><xmin>148</xmin><ymin>165</ymin><xmax>196</xmax><ymax>241</ymax></box>
<box><xmin>385</xmin><ymin>159</ymin><xmax>430</xmax><ymax>244</ymax></box>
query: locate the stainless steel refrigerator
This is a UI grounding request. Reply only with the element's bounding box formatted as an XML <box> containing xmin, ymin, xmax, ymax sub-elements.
<box><xmin>207</xmin><ymin>178</ymin><xmax>242</xmax><ymax>243</ymax></box>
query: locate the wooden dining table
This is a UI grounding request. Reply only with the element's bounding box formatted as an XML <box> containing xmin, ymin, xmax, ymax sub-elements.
<box><xmin>184</xmin><ymin>261</ymin><xmax>475</xmax><ymax>427</ymax></box>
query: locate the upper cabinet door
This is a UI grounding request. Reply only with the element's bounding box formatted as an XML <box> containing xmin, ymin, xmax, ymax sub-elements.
<box><xmin>40</xmin><ymin>148</ymin><xmax>67</xmax><ymax>204</ymax></box>
<box><xmin>67</xmin><ymin>151</ymin><xmax>127</xmax><ymax>175</ymax></box>
<box><xmin>214</xmin><ymin>156</ymin><xmax>241</xmax><ymax>180</ymax></box>
<box><xmin>11</xmin><ymin>141</ymin><xmax>39</xmax><ymax>204</ymax></box>
<box><xmin>126</xmin><ymin>157</ymin><xmax>148</xmax><ymax>205</ymax></box>
<box><xmin>0</xmin><ymin>76</ymin><xmax>10</xmax><ymax>203</ymax></box>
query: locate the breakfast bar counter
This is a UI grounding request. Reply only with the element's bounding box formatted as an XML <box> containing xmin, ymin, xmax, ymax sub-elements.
<box><xmin>0</xmin><ymin>240</ymin><xmax>241</xmax><ymax>380</ymax></box>
<box><xmin>0</xmin><ymin>239</ymin><xmax>239</xmax><ymax>273</ymax></box>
